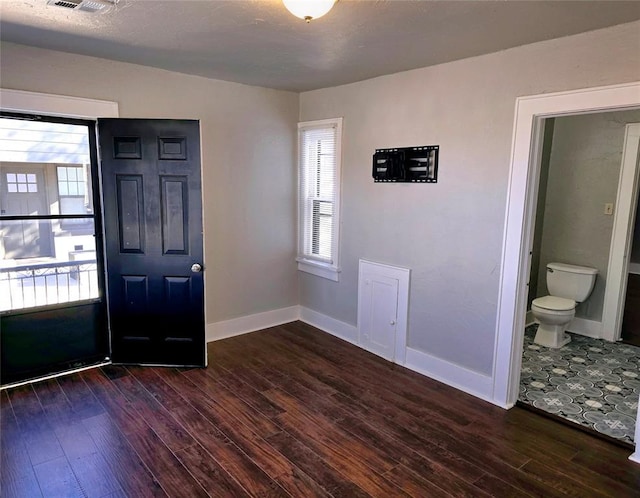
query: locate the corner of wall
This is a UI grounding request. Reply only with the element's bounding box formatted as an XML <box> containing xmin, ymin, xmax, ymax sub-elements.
<box><xmin>206</xmin><ymin>306</ymin><xmax>301</xmax><ymax>342</ymax></box>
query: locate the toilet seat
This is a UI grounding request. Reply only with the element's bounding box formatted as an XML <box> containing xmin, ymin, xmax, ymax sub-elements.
<box><xmin>532</xmin><ymin>295</ymin><xmax>575</xmax><ymax>311</ymax></box>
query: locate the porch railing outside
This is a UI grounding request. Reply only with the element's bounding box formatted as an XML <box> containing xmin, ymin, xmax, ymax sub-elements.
<box><xmin>0</xmin><ymin>260</ymin><xmax>99</xmax><ymax>312</ymax></box>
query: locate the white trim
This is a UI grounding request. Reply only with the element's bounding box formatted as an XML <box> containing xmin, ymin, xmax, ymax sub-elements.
<box><xmin>206</xmin><ymin>306</ymin><xmax>301</xmax><ymax>342</ymax></box>
<box><xmin>495</xmin><ymin>82</ymin><xmax>640</xmax><ymax>458</ymax></box>
<box><xmin>206</xmin><ymin>304</ymin><xmax>506</xmax><ymax>409</ymax></box>
<box><xmin>0</xmin><ymin>361</ymin><xmax>111</xmax><ymax>391</ymax></box>
<box><xmin>297</xmin><ymin>117</ymin><xmax>343</xmax><ymax>282</ymax></box>
<box><xmin>357</xmin><ymin>259</ymin><xmax>410</xmax><ymax>365</ymax></box>
<box><xmin>602</xmin><ymin>123</ymin><xmax>640</xmax><ymax>342</ymax></box>
<box><xmin>298</xmin><ymin>306</ymin><xmax>504</xmax><ymax>407</ymax></box>
<box><xmin>631</xmin><ymin>398</ymin><xmax>640</xmax><ymax>464</ymax></box>
<box><xmin>299</xmin><ymin>306</ymin><xmax>358</xmax><ymax>344</ymax></box>
<box><xmin>0</xmin><ymin>88</ymin><xmax>119</xmax><ymax>119</ymax></box>
<box><xmin>297</xmin><ymin>258</ymin><xmax>340</xmax><ymax>281</ymax></box>
<box><xmin>493</xmin><ymin>111</ymin><xmax>547</xmax><ymax>408</ymax></box>
<box><xmin>567</xmin><ymin>317</ymin><xmax>603</xmax><ymax>339</ymax></box>
<box><xmin>404</xmin><ymin>348</ymin><xmax>500</xmax><ymax>406</ymax></box>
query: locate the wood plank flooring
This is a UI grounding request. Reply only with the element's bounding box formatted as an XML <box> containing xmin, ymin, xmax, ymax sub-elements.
<box><xmin>2</xmin><ymin>321</ymin><xmax>639</xmax><ymax>497</ymax></box>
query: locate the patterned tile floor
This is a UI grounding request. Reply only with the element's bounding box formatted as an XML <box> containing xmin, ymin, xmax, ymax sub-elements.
<box><xmin>519</xmin><ymin>324</ymin><xmax>640</xmax><ymax>445</ymax></box>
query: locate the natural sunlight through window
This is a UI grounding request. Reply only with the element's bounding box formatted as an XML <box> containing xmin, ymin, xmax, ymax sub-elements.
<box><xmin>297</xmin><ymin>117</ymin><xmax>342</xmax><ymax>281</ymax></box>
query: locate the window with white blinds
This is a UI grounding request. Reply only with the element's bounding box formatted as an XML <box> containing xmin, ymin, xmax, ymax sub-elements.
<box><xmin>297</xmin><ymin>118</ymin><xmax>342</xmax><ymax>281</ymax></box>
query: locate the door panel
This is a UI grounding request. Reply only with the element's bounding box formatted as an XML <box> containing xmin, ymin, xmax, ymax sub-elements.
<box><xmin>359</xmin><ymin>272</ymin><xmax>398</xmax><ymax>361</ymax></box>
<box><xmin>99</xmin><ymin>119</ymin><xmax>205</xmax><ymax>366</ymax></box>
<box><xmin>1</xmin><ymin>303</ymin><xmax>106</xmax><ymax>384</ymax></box>
<box><xmin>0</xmin><ymin>114</ymin><xmax>108</xmax><ymax>385</ymax></box>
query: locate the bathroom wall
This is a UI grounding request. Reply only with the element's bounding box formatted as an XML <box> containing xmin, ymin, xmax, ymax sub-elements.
<box><xmin>534</xmin><ymin>109</ymin><xmax>640</xmax><ymax>322</ymax></box>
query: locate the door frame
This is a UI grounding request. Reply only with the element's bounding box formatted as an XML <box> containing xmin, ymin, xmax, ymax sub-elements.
<box><xmin>1</xmin><ymin>89</ymin><xmax>209</xmax><ymax>377</ymax></box>
<box><xmin>0</xmin><ymin>89</ymin><xmax>119</xmax><ymax>120</ymax></box>
<box><xmin>0</xmin><ymin>88</ymin><xmax>119</xmax><ymax>387</ymax></box>
<box><xmin>493</xmin><ymin>81</ymin><xmax>640</xmax><ymax>462</ymax></box>
<box><xmin>602</xmin><ymin>123</ymin><xmax>640</xmax><ymax>342</ymax></box>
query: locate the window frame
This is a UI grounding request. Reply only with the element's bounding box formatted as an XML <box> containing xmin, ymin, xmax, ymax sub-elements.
<box><xmin>296</xmin><ymin>117</ymin><xmax>343</xmax><ymax>282</ymax></box>
<box><xmin>56</xmin><ymin>164</ymin><xmax>93</xmax><ymax>231</ymax></box>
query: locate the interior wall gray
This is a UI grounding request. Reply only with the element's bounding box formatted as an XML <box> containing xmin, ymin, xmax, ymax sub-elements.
<box><xmin>299</xmin><ymin>21</ymin><xmax>640</xmax><ymax>376</ymax></box>
<box><xmin>528</xmin><ymin>119</ymin><xmax>555</xmax><ymax>310</ymax></box>
<box><xmin>535</xmin><ymin>109</ymin><xmax>640</xmax><ymax>322</ymax></box>
<box><xmin>0</xmin><ymin>42</ymin><xmax>300</xmax><ymax>326</ymax></box>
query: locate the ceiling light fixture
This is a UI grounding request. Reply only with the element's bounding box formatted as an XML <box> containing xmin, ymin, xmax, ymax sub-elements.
<box><xmin>282</xmin><ymin>0</ymin><xmax>337</xmax><ymax>22</ymax></box>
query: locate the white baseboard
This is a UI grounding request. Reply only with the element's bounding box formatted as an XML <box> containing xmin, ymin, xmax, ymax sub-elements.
<box><xmin>299</xmin><ymin>306</ymin><xmax>358</xmax><ymax>345</ymax></box>
<box><xmin>404</xmin><ymin>347</ymin><xmax>495</xmax><ymax>404</ymax></box>
<box><xmin>206</xmin><ymin>305</ymin><xmax>301</xmax><ymax>342</ymax></box>
<box><xmin>630</xmin><ymin>451</ymin><xmax>640</xmax><ymax>465</ymax></box>
<box><xmin>525</xmin><ymin>310</ymin><xmax>535</xmax><ymax>327</ymax></box>
<box><xmin>300</xmin><ymin>307</ymin><xmax>498</xmax><ymax>406</ymax></box>
<box><xmin>567</xmin><ymin>317</ymin><xmax>603</xmax><ymax>339</ymax></box>
<box><xmin>206</xmin><ymin>305</ymin><xmax>500</xmax><ymax>409</ymax></box>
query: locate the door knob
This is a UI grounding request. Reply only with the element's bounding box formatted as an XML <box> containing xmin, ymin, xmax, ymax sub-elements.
<box><xmin>191</xmin><ymin>263</ymin><xmax>203</xmax><ymax>273</ymax></box>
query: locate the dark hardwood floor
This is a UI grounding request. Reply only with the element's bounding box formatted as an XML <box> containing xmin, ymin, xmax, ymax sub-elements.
<box><xmin>2</xmin><ymin>321</ymin><xmax>639</xmax><ymax>497</ymax></box>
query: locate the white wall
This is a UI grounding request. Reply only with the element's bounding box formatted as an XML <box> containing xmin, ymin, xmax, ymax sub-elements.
<box><xmin>299</xmin><ymin>21</ymin><xmax>640</xmax><ymax>376</ymax></box>
<box><xmin>0</xmin><ymin>42</ymin><xmax>300</xmax><ymax>326</ymax></box>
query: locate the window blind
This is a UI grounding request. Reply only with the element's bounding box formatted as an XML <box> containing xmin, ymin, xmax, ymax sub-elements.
<box><xmin>299</xmin><ymin>123</ymin><xmax>338</xmax><ymax>263</ymax></box>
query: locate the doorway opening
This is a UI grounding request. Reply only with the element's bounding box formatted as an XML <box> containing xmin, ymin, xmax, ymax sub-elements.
<box><xmin>0</xmin><ymin>112</ymin><xmax>109</xmax><ymax>384</ymax></box>
<box><xmin>493</xmin><ymin>81</ymin><xmax>640</xmax><ymax>460</ymax></box>
<box><xmin>516</xmin><ymin>112</ymin><xmax>640</xmax><ymax>447</ymax></box>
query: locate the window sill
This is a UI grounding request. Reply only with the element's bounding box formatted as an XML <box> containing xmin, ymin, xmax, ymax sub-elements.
<box><xmin>297</xmin><ymin>258</ymin><xmax>340</xmax><ymax>282</ymax></box>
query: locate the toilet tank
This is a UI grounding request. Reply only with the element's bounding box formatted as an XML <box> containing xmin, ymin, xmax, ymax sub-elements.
<box><xmin>546</xmin><ymin>262</ymin><xmax>598</xmax><ymax>302</ymax></box>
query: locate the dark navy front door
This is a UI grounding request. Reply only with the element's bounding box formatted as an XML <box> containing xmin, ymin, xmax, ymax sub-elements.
<box><xmin>99</xmin><ymin>119</ymin><xmax>205</xmax><ymax>366</ymax></box>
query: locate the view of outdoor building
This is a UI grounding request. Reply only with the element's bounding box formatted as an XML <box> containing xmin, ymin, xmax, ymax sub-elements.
<box><xmin>0</xmin><ymin>118</ymin><xmax>99</xmax><ymax>311</ymax></box>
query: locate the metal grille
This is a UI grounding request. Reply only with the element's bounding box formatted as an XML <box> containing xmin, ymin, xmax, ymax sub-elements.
<box><xmin>0</xmin><ymin>260</ymin><xmax>99</xmax><ymax>312</ymax></box>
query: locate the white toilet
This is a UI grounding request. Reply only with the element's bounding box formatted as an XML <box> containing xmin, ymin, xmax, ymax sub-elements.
<box><xmin>531</xmin><ymin>262</ymin><xmax>598</xmax><ymax>348</ymax></box>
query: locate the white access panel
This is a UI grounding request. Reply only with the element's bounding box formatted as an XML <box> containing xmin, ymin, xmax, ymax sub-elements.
<box><xmin>358</xmin><ymin>260</ymin><xmax>410</xmax><ymax>364</ymax></box>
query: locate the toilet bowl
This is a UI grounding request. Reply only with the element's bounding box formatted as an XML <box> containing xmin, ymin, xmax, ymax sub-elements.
<box><xmin>531</xmin><ymin>262</ymin><xmax>598</xmax><ymax>348</ymax></box>
<box><xmin>531</xmin><ymin>296</ymin><xmax>575</xmax><ymax>348</ymax></box>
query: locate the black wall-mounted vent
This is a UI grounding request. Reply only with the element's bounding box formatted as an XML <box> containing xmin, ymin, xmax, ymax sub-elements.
<box><xmin>373</xmin><ymin>145</ymin><xmax>439</xmax><ymax>183</ymax></box>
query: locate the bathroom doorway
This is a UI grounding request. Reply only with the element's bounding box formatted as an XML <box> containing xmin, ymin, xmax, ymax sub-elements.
<box><xmin>494</xmin><ymin>82</ymin><xmax>640</xmax><ymax>461</ymax></box>
<box><xmin>518</xmin><ymin>111</ymin><xmax>640</xmax><ymax>447</ymax></box>
<box><xmin>527</xmin><ymin>113</ymin><xmax>640</xmax><ymax>338</ymax></box>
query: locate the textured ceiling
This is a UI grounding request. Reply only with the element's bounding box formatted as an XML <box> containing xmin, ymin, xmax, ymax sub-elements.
<box><xmin>1</xmin><ymin>0</ymin><xmax>639</xmax><ymax>92</ymax></box>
